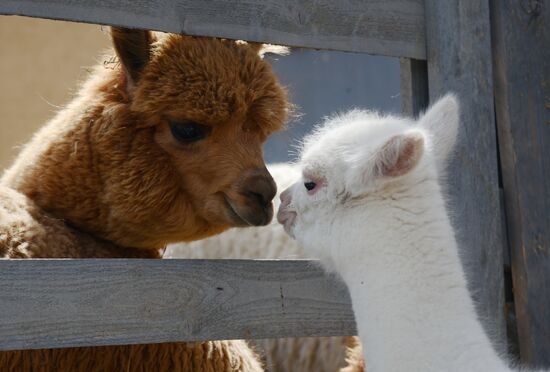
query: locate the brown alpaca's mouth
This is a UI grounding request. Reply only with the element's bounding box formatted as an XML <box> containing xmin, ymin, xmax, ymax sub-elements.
<box><xmin>223</xmin><ymin>195</ymin><xmax>253</xmax><ymax>226</ymax></box>
<box><xmin>223</xmin><ymin>194</ymin><xmax>273</xmax><ymax>227</ymax></box>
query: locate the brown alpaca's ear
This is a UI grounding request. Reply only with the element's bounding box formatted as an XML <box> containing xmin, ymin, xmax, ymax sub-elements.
<box><xmin>111</xmin><ymin>27</ymin><xmax>153</xmax><ymax>86</ymax></box>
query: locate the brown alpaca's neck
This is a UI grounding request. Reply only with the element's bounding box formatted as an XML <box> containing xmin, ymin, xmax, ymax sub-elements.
<box><xmin>0</xmin><ymin>185</ymin><xmax>161</xmax><ymax>258</ymax></box>
<box><xmin>1</xmin><ymin>68</ymin><xmax>163</xmax><ymax>256</ymax></box>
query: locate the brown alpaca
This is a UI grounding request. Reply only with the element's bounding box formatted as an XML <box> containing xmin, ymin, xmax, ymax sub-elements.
<box><xmin>0</xmin><ymin>27</ymin><xmax>289</xmax><ymax>371</ymax></box>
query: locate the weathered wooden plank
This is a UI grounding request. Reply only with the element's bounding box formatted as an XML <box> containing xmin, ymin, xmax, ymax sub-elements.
<box><xmin>0</xmin><ymin>0</ymin><xmax>426</xmax><ymax>59</ymax></box>
<box><xmin>424</xmin><ymin>0</ymin><xmax>506</xmax><ymax>351</ymax></box>
<box><xmin>400</xmin><ymin>58</ymin><xmax>428</xmax><ymax>117</ymax></box>
<box><xmin>490</xmin><ymin>0</ymin><xmax>550</xmax><ymax>367</ymax></box>
<box><xmin>0</xmin><ymin>259</ymin><xmax>355</xmax><ymax>351</ymax></box>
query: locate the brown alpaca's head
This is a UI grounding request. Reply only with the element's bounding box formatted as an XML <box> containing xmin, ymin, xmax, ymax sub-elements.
<box><xmin>100</xmin><ymin>28</ymin><xmax>289</xmax><ymax>247</ymax></box>
<box><xmin>5</xmin><ymin>28</ymin><xmax>290</xmax><ymax>250</ymax></box>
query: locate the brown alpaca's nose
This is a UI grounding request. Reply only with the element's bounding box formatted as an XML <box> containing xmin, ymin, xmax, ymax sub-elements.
<box><xmin>225</xmin><ymin>168</ymin><xmax>276</xmax><ymax>227</ymax></box>
<box><xmin>244</xmin><ymin>171</ymin><xmax>277</xmax><ymax>208</ymax></box>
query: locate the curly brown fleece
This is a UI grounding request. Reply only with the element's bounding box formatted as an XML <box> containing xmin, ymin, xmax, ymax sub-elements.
<box><xmin>0</xmin><ymin>27</ymin><xmax>289</xmax><ymax>371</ymax></box>
<box><xmin>2</xmin><ymin>341</ymin><xmax>263</xmax><ymax>372</ymax></box>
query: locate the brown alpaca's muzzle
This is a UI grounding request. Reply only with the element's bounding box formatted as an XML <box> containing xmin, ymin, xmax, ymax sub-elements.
<box><xmin>224</xmin><ymin>167</ymin><xmax>277</xmax><ymax>226</ymax></box>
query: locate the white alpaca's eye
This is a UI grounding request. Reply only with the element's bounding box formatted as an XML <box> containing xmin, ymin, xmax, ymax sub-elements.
<box><xmin>304</xmin><ymin>181</ymin><xmax>316</xmax><ymax>191</ymax></box>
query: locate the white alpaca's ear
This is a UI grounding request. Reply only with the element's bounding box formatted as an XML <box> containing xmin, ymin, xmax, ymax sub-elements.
<box><xmin>373</xmin><ymin>131</ymin><xmax>425</xmax><ymax>178</ymax></box>
<box><xmin>348</xmin><ymin>131</ymin><xmax>425</xmax><ymax>192</ymax></box>
<box><xmin>418</xmin><ymin>93</ymin><xmax>460</xmax><ymax>170</ymax></box>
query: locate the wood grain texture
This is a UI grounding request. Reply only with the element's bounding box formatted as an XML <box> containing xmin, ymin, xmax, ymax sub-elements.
<box><xmin>490</xmin><ymin>0</ymin><xmax>550</xmax><ymax>367</ymax></box>
<box><xmin>0</xmin><ymin>259</ymin><xmax>355</xmax><ymax>351</ymax></box>
<box><xmin>0</xmin><ymin>0</ymin><xmax>426</xmax><ymax>59</ymax></box>
<box><xmin>400</xmin><ymin>58</ymin><xmax>429</xmax><ymax>117</ymax></box>
<box><xmin>424</xmin><ymin>0</ymin><xmax>506</xmax><ymax>351</ymax></box>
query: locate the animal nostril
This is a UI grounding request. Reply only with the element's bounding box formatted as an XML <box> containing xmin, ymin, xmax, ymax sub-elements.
<box><xmin>246</xmin><ymin>182</ymin><xmax>276</xmax><ymax>207</ymax></box>
<box><xmin>243</xmin><ymin>170</ymin><xmax>277</xmax><ymax>207</ymax></box>
<box><xmin>280</xmin><ymin>188</ymin><xmax>291</xmax><ymax>204</ymax></box>
<box><xmin>248</xmin><ymin>191</ymin><xmax>268</xmax><ymax>206</ymax></box>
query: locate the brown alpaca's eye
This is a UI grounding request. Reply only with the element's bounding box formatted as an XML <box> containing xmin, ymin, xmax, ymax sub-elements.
<box><xmin>169</xmin><ymin>121</ymin><xmax>209</xmax><ymax>144</ymax></box>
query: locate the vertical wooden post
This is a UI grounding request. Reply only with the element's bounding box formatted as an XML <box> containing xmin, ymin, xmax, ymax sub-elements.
<box><xmin>491</xmin><ymin>0</ymin><xmax>550</xmax><ymax>367</ymax></box>
<box><xmin>400</xmin><ymin>58</ymin><xmax>429</xmax><ymax>117</ymax></box>
<box><xmin>424</xmin><ymin>0</ymin><xmax>507</xmax><ymax>350</ymax></box>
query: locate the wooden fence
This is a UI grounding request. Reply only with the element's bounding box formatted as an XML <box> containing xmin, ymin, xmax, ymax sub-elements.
<box><xmin>0</xmin><ymin>259</ymin><xmax>355</xmax><ymax>350</ymax></box>
<box><xmin>1</xmin><ymin>0</ymin><xmax>548</xmax><ymax>367</ymax></box>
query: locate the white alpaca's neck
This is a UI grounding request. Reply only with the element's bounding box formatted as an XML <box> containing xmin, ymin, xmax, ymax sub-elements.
<box><xmin>335</xmin><ymin>176</ymin><xmax>509</xmax><ymax>372</ymax></box>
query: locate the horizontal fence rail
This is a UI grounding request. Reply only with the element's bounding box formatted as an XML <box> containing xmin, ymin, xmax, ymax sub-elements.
<box><xmin>0</xmin><ymin>0</ymin><xmax>426</xmax><ymax>59</ymax></box>
<box><xmin>0</xmin><ymin>259</ymin><xmax>355</xmax><ymax>351</ymax></box>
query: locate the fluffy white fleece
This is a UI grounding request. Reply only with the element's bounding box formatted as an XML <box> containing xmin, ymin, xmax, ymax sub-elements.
<box><xmin>278</xmin><ymin>95</ymin><xmax>537</xmax><ymax>372</ymax></box>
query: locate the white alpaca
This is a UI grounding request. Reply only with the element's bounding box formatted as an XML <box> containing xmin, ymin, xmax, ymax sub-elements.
<box><xmin>277</xmin><ymin>95</ymin><xmax>523</xmax><ymax>372</ymax></box>
<box><xmin>165</xmin><ymin>163</ymin><xmax>350</xmax><ymax>372</ymax></box>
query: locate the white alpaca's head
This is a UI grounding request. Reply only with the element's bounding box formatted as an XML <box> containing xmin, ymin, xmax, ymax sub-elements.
<box><xmin>277</xmin><ymin>94</ymin><xmax>460</xmax><ymax>264</ymax></box>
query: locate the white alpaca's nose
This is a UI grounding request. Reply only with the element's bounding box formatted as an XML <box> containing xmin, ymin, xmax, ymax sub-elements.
<box><xmin>277</xmin><ymin>187</ymin><xmax>296</xmax><ymax>238</ymax></box>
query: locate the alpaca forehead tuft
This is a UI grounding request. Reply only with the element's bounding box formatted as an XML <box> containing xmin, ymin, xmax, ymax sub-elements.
<box><xmin>133</xmin><ymin>34</ymin><xmax>289</xmax><ymax>135</ymax></box>
<box><xmin>300</xmin><ymin>110</ymin><xmax>415</xmax><ymax>173</ymax></box>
